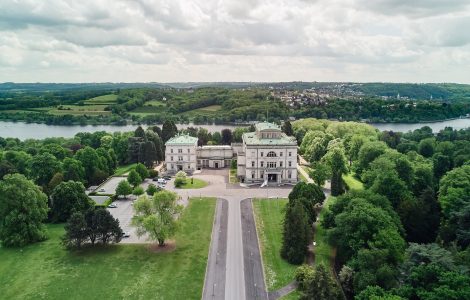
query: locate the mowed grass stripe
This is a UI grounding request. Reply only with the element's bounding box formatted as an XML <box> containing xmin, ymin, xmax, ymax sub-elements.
<box><xmin>253</xmin><ymin>198</ymin><xmax>297</xmax><ymax>291</ymax></box>
<box><xmin>0</xmin><ymin>198</ymin><xmax>216</xmax><ymax>300</ymax></box>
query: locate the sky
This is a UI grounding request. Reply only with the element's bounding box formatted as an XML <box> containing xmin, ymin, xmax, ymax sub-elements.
<box><xmin>0</xmin><ymin>0</ymin><xmax>469</xmax><ymax>83</ymax></box>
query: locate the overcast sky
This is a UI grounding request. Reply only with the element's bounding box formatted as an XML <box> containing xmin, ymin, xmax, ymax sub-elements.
<box><xmin>1</xmin><ymin>0</ymin><xmax>469</xmax><ymax>83</ymax></box>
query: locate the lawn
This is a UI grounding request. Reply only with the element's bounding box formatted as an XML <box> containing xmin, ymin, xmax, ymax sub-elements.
<box><xmin>84</xmin><ymin>94</ymin><xmax>118</xmax><ymax>104</ymax></box>
<box><xmin>49</xmin><ymin>104</ymin><xmax>111</xmax><ymax>116</ymax></box>
<box><xmin>0</xmin><ymin>198</ymin><xmax>216</xmax><ymax>300</ymax></box>
<box><xmin>280</xmin><ymin>290</ymin><xmax>301</xmax><ymax>299</ymax></box>
<box><xmin>197</xmin><ymin>105</ymin><xmax>222</xmax><ymax>112</ymax></box>
<box><xmin>114</xmin><ymin>163</ymin><xmax>137</xmax><ymax>176</ymax></box>
<box><xmin>314</xmin><ymin>196</ymin><xmax>337</xmax><ymax>268</ymax></box>
<box><xmin>342</xmin><ymin>172</ymin><xmax>364</xmax><ymax>191</ymax></box>
<box><xmin>253</xmin><ymin>198</ymin><xmax>297</xmax><ymax>291</ymax></box>
<box><xmin>178</xmin><ymin>178</ymin><xmax>208</xmax><ymax>189</ymax></box>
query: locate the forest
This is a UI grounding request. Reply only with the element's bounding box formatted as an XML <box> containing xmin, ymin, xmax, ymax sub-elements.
<box><xmin>286</xmin><ymin>118</ymin><xmax>470</xmax><ymax>299</ymax></box>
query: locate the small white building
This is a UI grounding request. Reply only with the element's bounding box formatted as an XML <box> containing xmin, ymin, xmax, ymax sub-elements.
<box><xmin>165</xmin><ymin>134</ymin><xmax>198</xmax><ymax>174</ymax></box>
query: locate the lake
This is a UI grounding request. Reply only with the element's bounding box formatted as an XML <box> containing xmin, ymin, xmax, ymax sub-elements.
<box><xmin>0</xmin><ymin>118</ymin><xmax>468</xmax><ymax>140</ymax></box>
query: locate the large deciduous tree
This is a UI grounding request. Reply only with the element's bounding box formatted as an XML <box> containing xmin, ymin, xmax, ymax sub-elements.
<box><xmin>162</xmin><ymin>120</ymin><xmax>178</xmax><ymax>143</ymax></box>
<box><xmin>0</xmin><ymin>174</ymin><xmax>48</xmax><ymax>247</ymax></box>
<box><xmin>132</xmin><ymin>190</ymin><xmax>183</xmax><ymax>246</ymax></box>
<box><xmin>127</xmin><ymin>169</ymin><xmax>142</xmax><ymax>187</ymax></box>
<box><xmin>50</xmin><ymin>181</ymin><xmax>93</xmax><ymax>223</ymax></box>
<box><xmin>116</xmin><ymin>180</ymin><xmax>132</xmax><ymax>198</ymax></box>
<box><xmin>29</xmin><ymin>152</ymin><xmax>62</xmax><ymax>186</ymax></box>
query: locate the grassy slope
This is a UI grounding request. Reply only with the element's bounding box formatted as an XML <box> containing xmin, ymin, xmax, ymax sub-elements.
<box><xmin>0</xmin><ymin>198</ymin><xmax>216</xmax><ymax>300</ymax></box>
<box><xmin>84</xmin><ymin>94</ymin><xmax>118</xmax><ymax>104</ymax></box>
<box><xmin>314</xmin><ymin>196</ymin><xmax>337</xmax><ymax>268</ymax></box>
<box><xmin>253</xmin><ymin>198</ymin><xmax>297</xmax><ymax>291</ymax></box>
<box><xmin>114</xmin><ymin>163</ymin><xmax>137</xmax><ymax>176</ymax></box>
<box><xmin>342</xmin><ymin>172</ymin><xmax>364</xmax><ymax>191</ymax></box>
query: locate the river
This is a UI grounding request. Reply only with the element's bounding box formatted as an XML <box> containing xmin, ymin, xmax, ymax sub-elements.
<box><xmin>0</xmin><ymin>118</ymin><xmax>468</xmax><ymax>140</ymax></box>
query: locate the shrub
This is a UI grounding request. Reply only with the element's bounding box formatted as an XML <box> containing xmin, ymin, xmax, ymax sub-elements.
<box><xmin>133</xmin><ymin>186</ymin><xmax>145</xmax><ymax>196</ymax></box>
<box><xmin>146</xmin><ymin>184</ymin><xmax>159</xmax><ymax>196</ymax></box>
<box><xmin>148</xmin><ymin>169</ymin><xmax>158</xmax><ymax>178</ymax></box>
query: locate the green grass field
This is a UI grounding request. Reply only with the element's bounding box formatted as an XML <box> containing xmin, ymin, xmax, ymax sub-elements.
<box><xmin>84</xmin><ymin>94</ymin><xmax>118</xmax><ymax>104</ymax></box>
<box><xmin>178</xmin><ymin>178</ymin><xmax>208</xmax><ymax>189</ymax></box>
<box><xmin>342</xmin><ymin>172</ymin><xmax>364</xmax><ymax>191</ymax></box>
<box><xmin>314</xmin><ymin>196</ymin><xmax>337</xmax><ymax>268</ymax></box>
<box><xmin>197</xmin><ymin>105</ymin><xmax>222</xmax><ymax>112</ymax></box>
<box><xmin>253</xmin><ymin>198</ymin><xmax>297</xmax><ymax>291</ymax></box>
<box><xmin>49</xmin><ymin>104</ymin><xmax>111</xmax><ymax>116</ymax></box>
<box><xmin>114</xmin><ymin>163</ymin><xmax>137</xmax><ymax>176</ymax></box>
<box><xmin>0</xmin><ymin>198</ymin><xmax>216</xmax><ymax>300</ymax></box>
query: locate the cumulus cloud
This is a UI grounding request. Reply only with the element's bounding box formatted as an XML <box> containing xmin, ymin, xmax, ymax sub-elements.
<box><xmin>0</xmin><ymin>0</ymin><xmax>468</xmax><ymax>82</ymax></box>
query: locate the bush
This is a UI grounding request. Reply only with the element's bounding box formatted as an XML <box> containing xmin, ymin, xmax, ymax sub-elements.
<box><xmin>135</xmin><ymin>163</ymin><xmax>149</xmax><ymax>179</ymax></box>
<box><xmin>133</xmin><ymin>186</ymin><xmax>145</xmax><ymax>196</ymax></box>
<box><xmin>146</xmin><ymin>184</ymin><xmax>159</xmax><ymax>196</ymax></box>
<box><xmin>174</xmin><ymin>171</ymin><xmax>187</xmax><ymax>188</ymax></box>
<box><xmin>231</xmin><ymin>159</ymin><xmax>237</xmax><ymax>169</ymax></box>
<box><xmin>295</xmin><ymin>264</ymin><xmax>315</xmax><ymax>291</ymax></box>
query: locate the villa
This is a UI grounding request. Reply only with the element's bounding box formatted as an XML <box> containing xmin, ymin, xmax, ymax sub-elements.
<box><xmin>164</xmin><ymin>122</ymin><xmax>298</xmax><ymax>185</ymax></box>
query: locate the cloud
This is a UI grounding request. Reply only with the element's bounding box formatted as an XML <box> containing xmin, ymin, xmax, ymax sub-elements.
<box><xmin>0</xmin><ymin>0</ymin><xmax>468</xmax><ymax>83</ymax></box>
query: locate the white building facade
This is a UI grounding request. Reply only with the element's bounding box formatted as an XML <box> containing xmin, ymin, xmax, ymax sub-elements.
<box><xmin>165</xmin><ymin>134</ymin><xmax>198</xmax><ymax>174</ymax></box>
<box><xmin>237</xmin><ymin>123</ymin><xmax>297</xmax><ymax>185</ymax></box>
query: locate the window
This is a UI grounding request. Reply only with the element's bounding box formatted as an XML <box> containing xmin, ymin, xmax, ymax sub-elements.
<box><xmin>261</xmin><ymin>152</ymin><xmax>264</xmax><ymax>157</ymax></box>
<box><xmin>171</xmin><ymin>156</ymin><xmax>174</xmax><ymax>161</ymax></box>
<box><xmin>171</xmin><ymin>149</ymin><xmax>174</xmax><ymax>153</ymax></box>
<box><xmin>251</xmin><ymin>161</ymin><xmax>255</xmax><ymax>167</ymax></box>
<box><xmin>260</xmin><ymin>171</ymin><xmax>264</xmax><ymax>178</ymax></box>
<box><xmin>288</xmin><ymin>152</ymin><xmax>292</xmax><ymax>157</ymax></box>
<box><xmin>187</xmin><ymin>165</ymin><xmax>190</xmax><ymax>169</ymax></box>
<box><xmin>178</xmin><ymin>149</ymin><xmax>182</xmax><ymax>153</ymax></box>
<box><xmin>261</xmin><ymin>161</ymin><xmax>264</xmax><ymax>167</ymax></box>
<box><xmin>288</xmin><ymin>161</ymin><xmax>292</xmax><ymax>167</ymax></box>
<box><xmin>280</xmin><ymin>161</ymin><xmax>283</xmax><ymax>167</ymax></box>
<box><xmin>267</xmin><ymin>151</ymin><xmax>276</xmax><ymax>157</ymax></box>
<box><xmin>187</xmin><ymin>148</ymin><xmax>190</xmax><ymax>153</ymax></box>
<box><xmin>268</xmin><ymin>162</ymin><xmax>277</xmax><ymax>168</ymax></box>
<box><xmin>288</xmin><ymin>171</ymin><xmax>292</xmax><ymax>179</ymax></box>
<box><xmin>170</xmin><ymin>164</ymin><xmax>174</xmax><ymax>169</ymax></box>
<box><xmin>252</xmin><ymin>172</ymin><xmax>255</xmax><ymax>179</ymax></box>
<box><xmin>251</xmin><ymin>151</ymin><xmax>255</xmax><ymax>157</ymax></box>
<box><xmin>280</xmin><ymin>152</ymin><xmax>283</xmax><ymax>157</ymax></box>
<box><xmin>178</xmin><ymin>156</ymin><xmax>183</xmax><ymax>161</ymax></box>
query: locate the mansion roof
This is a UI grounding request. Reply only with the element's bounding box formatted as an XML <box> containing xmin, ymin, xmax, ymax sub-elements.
<box><xmin>165</xmin><ymin>134</ymin><xmax>198</xmax><ymax>145</ymax></box>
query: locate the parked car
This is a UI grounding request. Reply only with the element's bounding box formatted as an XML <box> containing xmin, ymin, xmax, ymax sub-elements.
<box><xmin>152</xmin><ymin>177</ymin><xmax>159</xmax><ymax>181</ymax></box>
<box><xmin>163</xmin><ymin>176</ymin><xmax>171</xmax><ymax>180</ymax></box>
<box><xmin>107</xmin><ymin>203</ymin><xmax>117</xmax><ymax>208</ymax></box>
<box><xmin>99</xmin><ymin>188</ymin><xmax>105</xmax><ymax>192</ymax></box>
<box><xmin>157</xmin><ymin>178</ymin><xmax>166</xmax><ymax>184</ymax></box>
<box><xmin>122</xmin><ymin>232</ymin><xmax>130</xmax><ymax>238</ymax></box>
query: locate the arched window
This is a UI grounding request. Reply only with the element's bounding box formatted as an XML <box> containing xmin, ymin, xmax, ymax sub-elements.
<box><xmin>267</xmin><ymin>151</ymin><xmax>277</xmax><ymax>157</ymax></box>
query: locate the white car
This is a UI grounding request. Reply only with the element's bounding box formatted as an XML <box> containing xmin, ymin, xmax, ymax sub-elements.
<box><xmin>107</xmin><ymin>203</ymin><xmax>117</xmax><ymax>208</ymax></box>
<box><xmin>99</xmin><ymin>188</ymin><xmax>105</xmax><ymax>192</ymax></box>
<box><xmin>157</xmin><ymin>178</ymin><xmax>166</xmax><ymax>184</ymax></box>
<box><xmin>122</xmin><ymin>232</ymin><xmax>130</xmax><ymax>238</ymax></box>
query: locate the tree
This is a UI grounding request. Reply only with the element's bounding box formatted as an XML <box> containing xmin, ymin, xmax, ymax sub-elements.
<box><xmin>127</xmin><ymin>169</ymin><xmax>142</xmax><ymax>187</ymax></box>
<box><xmin>62</xmin><ymin>158</ymin><xmax>85</xmax><ymax>183</ymax></box>
<box><xmin>138</xmin><ymin>141</ymin><xmax>158</xmax><ymax>168</ymax></box>
<box><xmin>302</xmin><ymin>264</ymin><xmax>343</xmax><ymax>300</ymax></box>
<box><xmin>418</xmin><ymin>137</ymin><xmax>436</xmax><ymax>158</ymax></box>
<box><xmin>282</xmin><ymin>120</ymin><xmax>294</xmax><ymax>136</ymax></box>
<box><xmin>75</xmin><ymin>146</ymin><xmax>101</xmax><ymax>184</ymax></box>
<box><xmin>288</xmin><ymin>181</ymin><xmax>325</xmax><ymax>224</ymax></box>
<box><xmin>29</xmin><ymin>152</ymin><xmax>61</xmax><ymax>186</ymax></box>
<box><xmin>92</xmin><ymin>208</ymin><xmax>123</xmax><ymax>244</ymax></box>
<box><xmin>197</xmin><ymin>128</ymin><xmax>211</xmax><ymax>146</ymax></box>
<box><xmin>135</xmin><ymin>163</ymin><xmax>149</xmax><ymax>179</ymax></box>
<box><xmin>62</xmin><ymin>212</ymin><xmax>88</xmax><ymax>249</ymax></box>
<box><xmin>146</xmin><ymin>183</ymin><xmax>159</xmax><ymax>196</ymax></box>
<box><xmin>133</xmin><ymin>186</ymin><xmax>145</xmax><ymax>196</ymax></box>
<box><xmin>356</xmin><ymin>286</ymin><xmax>403</xmax><ymax>300</ymax></box>
<box><xmin>174</xmin><ymin>171</ymin><xmax>187</xmax><ymax>188</ymax></box>
<box><xmin>134</xmin><ymin>126</ymin><xmax>146</xmax><ymax>138</ymax></box>
<box><xmin>162</xmin><ymin>120</ymin><xmax>178</xmax><ymax>143</ymax></box>
<box><xmin>116</xmin><ymin>180</ymin><xmax>132</xmax><ymax>198</ymax></box>
<box><xmin>323</xmin><ymin>146</ymin><xmax>348</xmax><ymax>196</ymax></box>
<box><xmin>0</xmin><ymin>174</ymin><xmax>48</xmax><ymax>247</ymax></box>
<box><xmin>211</xmin><ymin>132</ymin><xmax>222</xmax><ymax>145</ymax></box>
<box><xmin>356</xmin><ymin>141</ymin><xmax>388</xmax><ymax>175</ymax></box>
<box><xmin>281</xmin><ymin>201</ymin><xmax>310</xmax><ymax>264</ymax></box>
<box><xmin>50</xmin><ymin>181</ymin><xmax>93</xmax><ymax>223</ymax></box>
<box><xmin>132</xmin><ymin>191</ymin><xmax>183</xmax><ymax>246</ymax></box>
<box><xmin>221</xmin><ymin>129</ymin><xmax>233</xmax><ymax>145</ymax></box>
<box><xmin>309</xmin><ymin>163</ymin><xmax>330</xmax><ymax>187</ymax></box>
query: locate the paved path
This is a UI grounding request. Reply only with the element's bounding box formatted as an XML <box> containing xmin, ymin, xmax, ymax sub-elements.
<box><xmin>268</xmin><ymin>281</ymin><xmax>298</xmax><ymax>300</ymax></box>
<box><xmin>297</xmin><ymin>165</ymin><xmax>313</xmax><ymax>183</ymax></box>
<box><xmin>203</xmin><ymin>198</ymin><xmax>228</xmax><ymax>300</ymax></box>
<box><xmin>241</xmin><ymin>199</ymin><xmax>268</xmax><ymax>300</ymax></box>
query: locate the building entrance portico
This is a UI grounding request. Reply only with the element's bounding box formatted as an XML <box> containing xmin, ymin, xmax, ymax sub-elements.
<box><xmin>267</xmin><ymin>173</ymin><xmax>278</xmax><ymax>182</ymax></box>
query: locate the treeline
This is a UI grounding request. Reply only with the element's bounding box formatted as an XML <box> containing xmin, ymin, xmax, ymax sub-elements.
<box><xmin>295</xmin><ymin>98</ymin><xmax>470</xmax><ymax>123</ymax></box>
<box><xmin>291</xmin><ymin>118</ymin><xmax>470</xmax><ymax>299</ymax></box>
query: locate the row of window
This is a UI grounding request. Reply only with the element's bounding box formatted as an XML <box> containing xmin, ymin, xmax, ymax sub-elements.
<box><xmin>251</xmin><ymin>151</ymin><xmax>293</xmax><ymax>157</ymax></box>
<box><xmin>251</xmin><ymin>170</ymin><xmax>293</xmax><ymax>179</ymax></box>
<box><xmin>251</xmin><ymin>161</ymin><xmax>293</xmax><ymax>168</ymax></box>
<box><xmin>170</xmin><ymin>148</ymin><xmax>191</xmax><ymax>154</ymax></box>
<box><xmin>170</xmin><ymin>156</ymin><xmax>189</xmax><ymax>161</ymax></box>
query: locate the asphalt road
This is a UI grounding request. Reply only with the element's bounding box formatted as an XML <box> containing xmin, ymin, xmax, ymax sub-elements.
<box><xmin>241</xmin><ymin>199</ymin><xmax>269</xmax><ymax>300</ymax></box>
<box><xmin>203</xmin><ymin>198</ymin><xmax>229</xmax><ymax>300</ymax></box>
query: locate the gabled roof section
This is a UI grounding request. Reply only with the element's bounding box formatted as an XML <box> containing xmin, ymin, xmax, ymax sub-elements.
<box><xmin>165</xmin><ymin>134</ymin><xmax>198</xmax><ymax>145</ymax></box>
